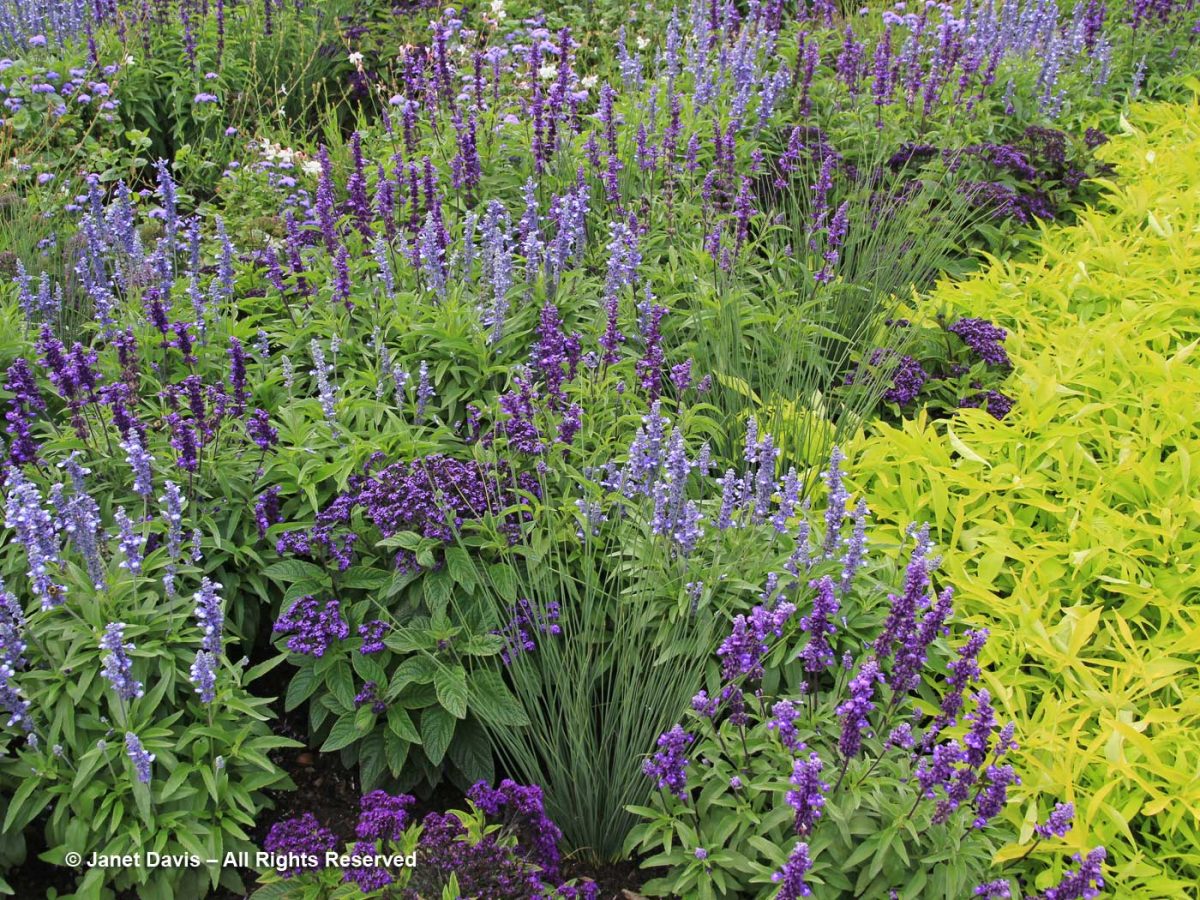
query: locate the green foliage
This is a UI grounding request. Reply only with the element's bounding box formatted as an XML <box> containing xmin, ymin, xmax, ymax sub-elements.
<box><xmin>846</xmin><ymin>97</ymin><xmax>1200</xmax><ymax>896</ymax></box>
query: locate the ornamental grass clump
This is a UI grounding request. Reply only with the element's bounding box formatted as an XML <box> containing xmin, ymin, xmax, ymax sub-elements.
<box><xmin>625</xmin><ymin>457</ymin><xmax>1103</xmax><ymax>899</ymax></box>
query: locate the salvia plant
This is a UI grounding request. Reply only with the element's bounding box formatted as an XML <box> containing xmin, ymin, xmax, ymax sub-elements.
<box><xmin>624</xmin><ymin>456</ymin><xmax>1105</xmax><ymax>899</ymax></box>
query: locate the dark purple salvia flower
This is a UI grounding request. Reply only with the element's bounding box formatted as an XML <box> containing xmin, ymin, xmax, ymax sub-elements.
<box><xmin>227</xmin><ymin>337</ymin><xmax>249</xmax><ymax>416</ymax></box>
<box><xmin>273</xmin><ymin>596</ymin><xmax>350</xmax><ymax>657</ymax></box>
<box><xmin>100</xmin><ymin>622</ymin><xmax>144</xmax><ymax>702</ymax></box>
<box><xmin>1044</xmin><ymin>847</ymin><xmax>1107</xmax><ymax>900</ymax></box>
<box><xmin>963</xmin><ymin>688</ymin><xmax>997</xmax><ymax>767</ymax></box>
<box><xmin>247</xmin><ymin>408</ymin><xmax>277</xmax><ymax>452</ymax></box>
<box><xmin>787</xmin><ymin>752</ymin><xmax>828</xmax><ymax>834</ymax></box>
<box><xmin>889</xmin><ymin>584</ymin><xmax>954</xmax><ymax>695</ymax></box>
<box><xmin>836</xmin><ymin>658</ymin><xmax>881</xmax><ymax>760</ymax></box>
<box><xmin>972</xmin><ymin>762</ymin><xmax>1019</xmax><ymax>828</ymax></box>
<box><xmin>314</xmin><ymin>146</ymin><xmax>339</xmax><ymax>255</ymax></box>
<box><xmin>333</xmin><ymin>242</ymin><xmax>352</xmax><ymax>307</ymax></box>
<box><xmin>772</xmin><ymin>841</ymin><xmax>813</xmax><ymax>899</ymax></box>
<box><xmin>948</xmin><ymin>317</ymin><xmax>1010</xmax><ymax>366</ymax></box>
<box><xmin>358</xmin><ymin>620</ymin><xmax>389</xmax><ymax>655</ymax></box>
<box><xmin>166</xmin><ymin>412</ymin><xmax>199</xmax><ymax>473</ymax></box>
<box><xmin>254</xmin><ymin>486</ymin><xmax>281</xmax><ymax>537</ymax></box>
<box><xmin>797</xmin><ymin>576</ymin><xmax>839</xmax><ymax>673</ymax></box>
<box><xmin>874</xmin><ymin>526</ymin><xmax>932</xmax><ymax>662</ymax></box>
<box><xmin>1035</xmin><ymin>801</ymin><xmax>1075</xmax><ymax>839</ymax></box>
<box><xmin>356</xmin><ymin>790</ymin><xmax>415</xmax><ymax>841</ymax></box>
<box><xmin>643</xmin><ymin>725</ymin><xmax>692</xmax><ymax>799</ymax></box>
<box><xmin>125</xmin><ymin>731</ymin><xmax>155</xmax><ymax>783</ymax></box>
<box><xmin>924</xmin><ymin>628</ymin><xmax>989</xmax><ymax>749</ymax></box>
<box><xmin>717</xmin><ymin>602</ymin><xmax>796</xmax><ymax>681</ymax></box>
<box><xmin>691</xmin><ymin>689</ymin><xmax>719</xmax><ymax>718</ymax></box>
<box><xmin>494</xmin><ymin>598</ymin><xmax>562</xmax><ymax>665</ymax></box>
<box><xmin>767</xmin><ymin>699</ymin><xmax>803</xmax><ymax>751</ymax></box>
<box><xmin>263</xmin><ymin>813</ymin><xmax>338</xmax><ymax>877</ymax></box>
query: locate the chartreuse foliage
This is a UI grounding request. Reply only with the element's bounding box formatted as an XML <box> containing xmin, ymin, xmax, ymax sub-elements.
<box><xmin>845</xmin><ymin>96</ymin><xmax>1200</xmax><ymax>897</ymax></box>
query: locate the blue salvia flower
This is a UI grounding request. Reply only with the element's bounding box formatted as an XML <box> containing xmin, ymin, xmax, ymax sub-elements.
<box><xmin>113</xmin><ymin>507</ymin><xmax>144</xmax><ymax>575</ymax></box>
<box><xmin>254</xmin><ymin>329</ymin><xmax>270</xmax><ymax>363</ymax></box>
<box><xmin>772</xmin><ymin>467</ymin><xmax>802</xmax><ymax>533</ymax></box>
<box><xmin>309</xmin><ymin>340</ymin><xmax>339</xmax><ymax>436</ymax></box>
<box><xmin>100</xmin><ymin>623</ymin><xmax>144</xmax><ymax>702</ymax></box>
<box><xmin>822</xmin><ymin>447</ymin><xmax>849</xmax><ymax>558</ymax></box>
<box><xmin>839</xmin><ymin>499</ymin><xmax>868</xmax><ymax>595</ymax></box>
<box><xmin>373</xmin><ymin>235</ymin><xmax>395</xmax><ymax>297</ymax></box>
<box><xmin>121</xmin><ymin>431</ymin><xmax>155</xmax><ymax>497</ymax></box>
<box><xmin>481</xmin><ymin>200</ymin><xmax>514</xmax><ymax>344</ymax></box>
<box><xmin>0</xmin><ymin>579</ymin><xmax>31</xmax><ymax>731</ymax></box>
<box><xmin>215</xmin><ymin>215</ymin><xmax>235</xmax><ymax>305</ymax></box>
<box><xmin>4</xmin><ymin>469</ymin><xmax>66</xmax><ymax>610</ymax></box>
<box><xmin>418</xmin><ymin>213</ymin><xmax>447</xmax><ymax>301</ymax></box>
<box><xmin>154</xmin><ymin>159</ymin><xmax>178</xmax><ymax>254</ymax></box>
<box><xmin>416</xmin><ymin>361</ymin><xmax>434</xmax><ymax>422</ymax></box>
<box><xmin>392</xmin><ymin>367</ymin><xmax>410</xmax><ymax>410</ymax></box>
<box><xmin>190</xmin><ymin>650</ymin><xmax>217</xmax><ymax>703</ymax></box>
<box><xmin>518</xmin><ymin>178</ymin><xmax>544</xmax><ymax>283</ymax></box>
<box><xmin>194</xmin><ymin>577</ymin><xmax>224</xmax><ymax>654</ymax></box>
<box><xmin>160</xmin><ymin>481</ymin><xmax>184</xmax><ymax>598</ymax></box>
<box><xmin>124</xmin><ymin>731</ymin><xmax>155</xmax><ymax>783</ymax></box>
<box><xmin>281</xmin><ymin>356</ymin><xmax>295</xmax><ymax>392</ymax></box>
<box><xmin>53</xmin><ymin>458</ymin><xmax>103</xmax><ymax>592</ymax></box>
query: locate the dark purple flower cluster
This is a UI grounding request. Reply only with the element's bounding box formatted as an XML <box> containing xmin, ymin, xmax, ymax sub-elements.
<box><xmin>467</xmin><ymin>779</ymin><xmax>563</xmax><ymax>879</ymax></box>
<box><xmin>358</xmin><ymin>619</ymin><xmax>389</xmax><ymax>654</ymax></box>
<box><xmin>1045</xmin><ymin>847</ymin><xmax>1107</xmax><ymax>900</ymax></box>
<box><xmin>355</xmin><ymin>790</ymin><xmax>415</xmax><ymax>841</ymax></box>
<box><xmin>353</xmin><ymin>680</ymin><xmax>387</xmax><ymax>714</ymax></box>
<box><xmin>273</xmin><ymin>596</ymin><xmax>349</xmax><ymax>657</ymax></box>
<box><xmin>409</xmin><ymin>810</ymin><xmax>545</xmax><ymax>899</ymax></box>
<box><xmin>948</xmin><ymin>317</ymin><xmax>1010</xmax><ymax>366</ymax></box>
<box><xmin>263</xmin><ymin>812</ymin><xmax>338</xmax><ymax>877</ymax></box>
<box><xmin>960</xmin><ymin>389</ymin><xmax>1014</xmax><ymax>420</ymax></box>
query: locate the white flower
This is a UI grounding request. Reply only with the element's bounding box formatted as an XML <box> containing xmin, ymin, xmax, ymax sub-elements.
<box><xmin>301</xmin><ymin>160</ymin><xmax>321</xmax><ymax>177</ymax></box>
<box><xmin>124</xmin><ymin>55</ymin><xmax>136</xmax><ymax>66</ymax></box>
<box><xmin>348</xmin><ymin>51</ymin><xmax>364</xmax><ymax>66</ymax></box>
<box><xmin>538</xmin><ymin>63</ymin><xmax>558</xmax><ymax>81</ymax></box>
<box><xmin>636</xmin><ymin>35</ymin><xmax>649</xmax><ymax>51</ymax></box>
<box><xmin>490</xmin><ymin>0</ymin><xmax>506</xmax><ymax>19</ymax></box>
<box><xmin>581</xmin><ymin>74</ymin><xmax>598</xmax><ymax>89</ymax></box>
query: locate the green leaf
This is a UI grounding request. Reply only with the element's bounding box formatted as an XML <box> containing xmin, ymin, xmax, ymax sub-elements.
<box><xmin>420</xmin><ymin>706</ymin><xmax>456</xmax><ymax>766</ymax></box>
<box><xmin>434</xmin><ymin>666</ymin><xmax>468</xmax><ymax>719</ymax></box>
<box><xmin>467</xmin><ymin>669</ymin><xmax>529</xmax><ymax>726</ymax></box>
<box><xmin>320</xmin><ymin>714</ymin><xmax>361</xmax><ymax>753</ymax></box>
<box><xmin>261</xmin><ymin>559</ymin><xmax>329</xmax><ymax>585</ymax></box>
